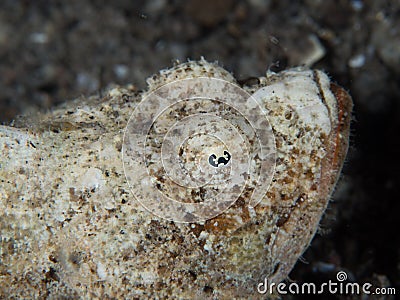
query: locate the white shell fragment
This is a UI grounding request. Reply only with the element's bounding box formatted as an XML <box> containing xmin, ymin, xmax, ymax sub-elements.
<box><xmin>0</xmin><ymin>59</ymin><xmax>352</xmax><ymax>298</ymax></box>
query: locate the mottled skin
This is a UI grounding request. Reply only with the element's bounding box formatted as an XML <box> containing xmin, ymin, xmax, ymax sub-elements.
<box><xmin>0</xmin><ymin>60</ymin><xmax>352</xmax><ymax>299</ymax></box>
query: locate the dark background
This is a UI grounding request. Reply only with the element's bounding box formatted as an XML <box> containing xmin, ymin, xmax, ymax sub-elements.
<box><xmin>1</xmin><ymin>1</ymin><xmax>399</xmax><ymax>298</ymax></box>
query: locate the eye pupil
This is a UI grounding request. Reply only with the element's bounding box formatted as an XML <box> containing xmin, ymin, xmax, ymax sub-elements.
<box><xmin>208</xmin><ymin>151</ymin><xmax>231</xmax><ymax>168</ymax></box>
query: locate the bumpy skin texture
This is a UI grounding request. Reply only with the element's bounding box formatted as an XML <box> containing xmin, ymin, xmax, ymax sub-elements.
<box><xmin>0</xmin><ymin>60</ymin><xmax>352</xmax><ymax>299</ymax></box>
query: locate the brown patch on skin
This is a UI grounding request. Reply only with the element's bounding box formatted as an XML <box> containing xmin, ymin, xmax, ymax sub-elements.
<box><xmin>149</xmin><ymin>219</ymin><xmax>161</xmax><ymax>228</ymax></box>
<box><xmin>276</xmin><ymin>213</ymin><xmax>290</xmax><ymax>227</ymax></box>
<box><xmin>69</xmin><ymin>187</ymin><xmax>79</xmax><ymax>202</ymax></box>
<box><xmin>204</xmin><ymin>214</ymin><xmax>240</xmax><ymax>233</ymax></box>
<box><xmin>157</xmin><ymin>264</ymin><xmax>170</xmax><ymax>277</ymax></box>
<box><xmin>200</xmin><ymin>187</ymin><xmax>256</xmax><ymax>234</ymax></box>
<box><xmin>287</xmin><ymin>169</ymin><xmax>297</xmax><ymax>178</ymax></box>
<box><xmin>319</xmin><ymin>84</ymin><xmax>353</xmax><ymax>195</ymax></box>
<box><xmin>265</xmin><ymin>234</ymin><xmax>272</xmax><ymax>244</ymax></box>
<box><xmin>46</xmin><ymin>121</ymin><xmax>79</xmax><ymax>133</ymax></box>
<box><xmin>44</xmin><ymin>267</ymin><xmax>60</xmax><ymax>283</ymax></box>
<box><xmin>282</xmin><ymin>176</ymin><xmax>293</xmax><ymax>184</ymax></box>
<box><xmin>279</xmin><ymin>193</ymin><xmax>292</xmax><ymax>201</ymax></box>
<box><xmin>329</xmin><ymin>83</ymin><xmax>353</xmax><ymax>170</ymax></box>
<box><xmin>189</xmin><ymin>223</ymin><xmax>204</xmax><ymax>238</ymax></box>
<box><xmin>48</xmin><ymin>254</ymin><xmax>58</xmax><ymax>263</ymax></box>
